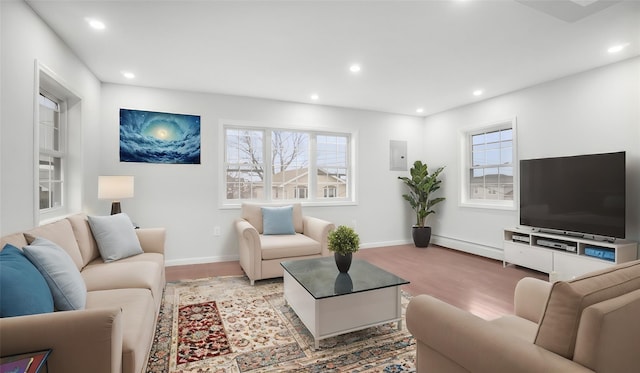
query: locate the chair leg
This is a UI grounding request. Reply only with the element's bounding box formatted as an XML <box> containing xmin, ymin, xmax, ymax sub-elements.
<box><xmin>250</xmin><ymin>279</ymin><xmax>255</xmax><ymax>286</ymax></box>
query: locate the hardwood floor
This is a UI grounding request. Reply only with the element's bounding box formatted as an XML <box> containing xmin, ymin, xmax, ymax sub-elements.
<box><xmin>165</xmin><ymin>244</ymin><xmax>548</xmax><ymax>320</ymax></box>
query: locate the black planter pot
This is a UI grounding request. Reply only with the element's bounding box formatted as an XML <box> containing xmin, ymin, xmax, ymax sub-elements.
<box><xmin>334</xmin><ymin>252</ymin><xmax>353</xmax><ymax>273</ymax></box>
<box><xmin>334</xmin><ymin>272</ymin><xmax>353</xmax><ymax>294</ymax></box>
<box><xmin>412</xmin><ymin>226</ymin><xmax>432</xmax><ymax>248</ymax></box>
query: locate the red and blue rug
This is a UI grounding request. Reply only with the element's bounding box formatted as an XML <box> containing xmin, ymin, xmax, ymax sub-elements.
<box><xmin>146</xmin><ymin>276</ymin><xmax>415</xmax><ymax>372</ymax></box>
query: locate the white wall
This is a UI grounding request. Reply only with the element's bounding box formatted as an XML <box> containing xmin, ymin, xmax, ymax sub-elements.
<box><xmin>424</xmin><ymin>57</ymin><xmax>640</xmax><ymax>258</ymax></box>
<box><xmin>0</xmin><ymin>1</ymin><xmax>101</xmax><ymax>235</ymax></box>
<box><xmin>95</xmin><ymin>84</ymin><xmax>424</xmax><ymax>264</ymax></box>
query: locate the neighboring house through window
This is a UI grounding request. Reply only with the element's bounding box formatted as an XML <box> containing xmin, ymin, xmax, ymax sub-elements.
<box><xmin>459</xmin><ymin>118</ymin><xmax>517</xmax><ymax>210</ymax></box>
<box><xmin>223</xmin><ymin>123</ymin><xmax>352</xmax><ymax>205</ymax></box>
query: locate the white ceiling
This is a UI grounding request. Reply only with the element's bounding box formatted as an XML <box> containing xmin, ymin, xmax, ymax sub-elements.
<box><xmin>26</xmin><ymin>0</ymin><xmax>640</xmax><ymax>117</ymax></box>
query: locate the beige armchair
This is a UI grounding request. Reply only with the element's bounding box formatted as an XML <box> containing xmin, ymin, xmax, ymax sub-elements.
<box><xmin>406</xmin><ymin>260</ymin><xmax>640</xmax><ymax>373</ymax></box>
<box><xmin>235</xmin><ymin>203</ymin><xmax>335</xmax><ymax>285</ymax></box>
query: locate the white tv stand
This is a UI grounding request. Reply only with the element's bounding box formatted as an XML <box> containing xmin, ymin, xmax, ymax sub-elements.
<box><xmin>503</xmin><ymin>228</ymin><xmax>638</xmax><ymax>281</ymax></box>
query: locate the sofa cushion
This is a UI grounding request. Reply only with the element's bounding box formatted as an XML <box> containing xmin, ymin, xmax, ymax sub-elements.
<box><xmin>88</xmin><ymin>213</ymin><xmax>143</xmax><ymax>262</ymax></box>
<box><xmin>24</xmin><ymin>218</ymin><xmax>84</xmax><ymax>271</ymax></box>
<box><xmin>0</xmin><ymin>233</ymin><xmax>28</xmax><ymax>251</ymax></box>
<box><xmin>534</xmin><ymin>260</ymin><xmax>640</xmax><ymax>359</ymax></box>
<box><xmin>23</xmin><ymin>237</ymin><xmax>87</xmax><ymax>311</ymax></box>
<box><xmin>262</xmin><ymin>205</ymin><xmax>295</xmax><ymax>235</ymax></box>
<box><xmin>82</xmin><ymin>260</ymin><xmax>164</xmax><ymax>309</ymax></box>
<box><xmin>86</xmin><ymin>288</ymin><xmax>156</xmax><ymax>373</ymax></box>
<box><xmin>242</xmin><ymin>203</ymin><xmax>303</xmax><ymax>234</ymax></box>
<box><xmin>260</xmin><ymin>233</ymin><xmax>321</xmax><ymax>260</ymax></box>
<box><xmin>0</xmin><ymin>244</ymin><xmax>54</xmax><ymax>317</ymax></box>
<box><xmin>489</xmin><ymin>315</ymin><xmax>538</xmax><ymax>343</ymax></box>
<box><xmin>67</xmin><ymin>213</ymin><xmax>101</xmax><ymax>267</ymax></box>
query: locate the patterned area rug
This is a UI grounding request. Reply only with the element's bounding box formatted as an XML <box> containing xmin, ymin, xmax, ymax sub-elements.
<box><xmin>146</xmin><ymin>276</ymin><xmax>416</xmax><ymax>372</ymax></box>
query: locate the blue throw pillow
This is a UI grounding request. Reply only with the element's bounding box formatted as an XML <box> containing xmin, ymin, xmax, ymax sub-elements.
<box><xmin>23</xmin><ymin>237</ymin><xmax>87</xmax><ymax>311</ymax></box>
<box><xmin>0</xmin><ymin>244</ymin><xmax>54</xmax><ymax>317</ymax></box>
<box><xmin>262</xmin><ymin>205</ymin><xmax>295</xmax><ymax>235</ymax></box>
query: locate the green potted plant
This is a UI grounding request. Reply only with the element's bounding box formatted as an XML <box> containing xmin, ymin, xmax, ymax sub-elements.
<box><xmin>398</xmin><ymin>160</ymin><xmax>445</xmax><ymax>247</ymax></box>
<box><xmin>328</xmin><ymin>225</ymin><xmax>360</xmax><ymax>273</ymax></box>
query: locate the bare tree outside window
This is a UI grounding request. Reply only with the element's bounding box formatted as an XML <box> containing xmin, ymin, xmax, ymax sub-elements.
<box><xmin>226</xmin><ymin>129</ymin><xmax>310</xmax><ymax>200</ymax></box>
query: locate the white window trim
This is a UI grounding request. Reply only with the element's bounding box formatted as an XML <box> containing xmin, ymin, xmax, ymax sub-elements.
<box><xmin>458</xmin><ymin>117</ymin><xmax>518</xmax><ymax>210</ymax></box>
<box><xmin>219</xmin><ymin>119</ymin><xmax>357</xmax><ymax>208</ymax></box>
<box><xmin>34</xmin><ymin>61</ymin><xmax>82</xmax><ymax>224</ymax></box>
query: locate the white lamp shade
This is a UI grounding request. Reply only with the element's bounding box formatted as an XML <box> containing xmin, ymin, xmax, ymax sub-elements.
<box><xmin>98</xmin><ymin>176</ymin><xmax>134</xmax><ymax>200</ymax></box>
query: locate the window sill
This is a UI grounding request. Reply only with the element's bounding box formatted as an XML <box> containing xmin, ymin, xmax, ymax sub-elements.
<box><xmin>459</xmin><ymin>200</ymin><xmax>516</xmax><ymax>211</ymax></box>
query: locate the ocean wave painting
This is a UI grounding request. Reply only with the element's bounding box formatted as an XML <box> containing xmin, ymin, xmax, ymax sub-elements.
<box><xmin>120</xmin><ymin>108</ymin><xmax>201</xmax><ymax>164</ymax></box>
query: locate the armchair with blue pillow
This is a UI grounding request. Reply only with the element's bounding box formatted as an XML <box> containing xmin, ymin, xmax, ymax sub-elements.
<box><xmin>235</xmin><ymin>203</ymin><xmax>335</xmax><ymax>285</ymax></box>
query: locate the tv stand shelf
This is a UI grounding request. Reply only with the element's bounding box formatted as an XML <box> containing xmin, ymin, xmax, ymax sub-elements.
<box><xmin>503</xmin><ymin>228</ymin><xmax>637</xmax><ymax>281</ymax></box>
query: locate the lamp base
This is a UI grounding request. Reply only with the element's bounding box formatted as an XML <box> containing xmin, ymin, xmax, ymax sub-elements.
<box><xmin>110</xmin><ymin>201</ymin><xmax>121</xmax><ymax>215</ymax></box>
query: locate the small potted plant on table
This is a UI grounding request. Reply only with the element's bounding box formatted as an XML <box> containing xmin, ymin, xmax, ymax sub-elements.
<box><xmin>328</xmin><ymin>225</ymin><xmax>360</xmax><ymax>273</ymax></box>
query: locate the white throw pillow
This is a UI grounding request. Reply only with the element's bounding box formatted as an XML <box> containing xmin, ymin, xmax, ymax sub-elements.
<box><xmin>88</xmin><ymin>213</ymin><xmax>143</xmax><ymax>262</ymax></box>
<box><xmin>23</xmin><ymin>237</ymin><xmax>87</xmax><ymax>311</ymax></box>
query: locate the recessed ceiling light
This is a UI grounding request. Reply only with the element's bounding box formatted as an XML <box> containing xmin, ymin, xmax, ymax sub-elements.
<box><xmin>349</xmin><ymin>64</ymin><xmax>361</xmax><ymax>73</ymax></box>
<box><xmin>473</xmin><ymin>89</ymin><xmax>484</xmax><ymax>96</ymax></box>
<box><xmin>86</xmin><ymin>18</ymin><xmax>106</xmax><ymax>30</ymax></box>
<box><xmin>416</xmin><ymin>108</ymin><xmax>424</xmax><ymax>114</ymax></box>
<box><xmin>122</xmin><ymin>71</ymin><xmax>135</xmax><ymax>79</ymax></box>
<box><xmin>310</xmin><ymin>93</ymin><xmax>319</xmax><ymax>100</ymax></box>
<box><xmin>608</xmin><ymin>43</ymin><xmax>630</xmax><ymax>54</ymax></box>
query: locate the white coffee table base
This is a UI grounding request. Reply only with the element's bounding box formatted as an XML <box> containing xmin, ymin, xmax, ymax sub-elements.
<box><xmin>283</xmin><ymin>271</ymin><xmax>403</xmax><ymax>350</ymax></box>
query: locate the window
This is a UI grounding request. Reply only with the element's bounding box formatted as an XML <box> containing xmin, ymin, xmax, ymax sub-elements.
<box><xmin>324</xmin><ymin>186</ymin><xmax>337</xmax><ymax>198</ymax></box>
<box><xmin>38</xmin><ymin>92</ymin><xmax>65</xmax><ymax>211</ymax></box>
<box><xmin>36</xmin><ymin>62</ymin><xmax>82</xmax><ymax>223</ymax></box>
<box><xmin>224</xmin><ymin>124</ymin><xmax>352</xmax><ymax>205</ymax></box>
<box><xmin>459</xmin><ymin>118</ymin><xmax>517</xmax><ymax>209</ymax></box>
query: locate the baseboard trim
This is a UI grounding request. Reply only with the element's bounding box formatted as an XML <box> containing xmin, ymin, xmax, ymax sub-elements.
<box><xmin>165</xmin><ymin>255</ymin><xmax>240</xmax><ymax>267</ymax></box>
<box><xmin>164</xmin><ymin>237</ymin><xmax>501</xmax><ymax>266</ymax></box>
<box><xmin>360</xmin><ymin>239</ymin><xmax>412</xmax><ymax>249</ymax></box>
<box><xmin>431</xmin><ymin>235</ymin><xmax>503</xmax><ymax>261</ymax></box>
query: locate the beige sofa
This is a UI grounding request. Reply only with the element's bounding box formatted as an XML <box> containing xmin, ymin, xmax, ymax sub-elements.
<box><xmin>406</xmin><ymin>260</ymin><xmax>640</xmax><ymax>373</ymax></box>
<box><xmin>0</xmin><ymin>213</ymin><xmax>165</xmax><ymax>373</ymax></box>
<box><xmin>235</xmin><ymin>203</ymin><xmax>334</xmax><ymax>285</ymax></box>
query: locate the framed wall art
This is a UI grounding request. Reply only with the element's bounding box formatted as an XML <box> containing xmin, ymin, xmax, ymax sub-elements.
<box><xmin>119</xmin><ymin>108</ymin><xmax>201</xmax><ymax>164</ymax></box>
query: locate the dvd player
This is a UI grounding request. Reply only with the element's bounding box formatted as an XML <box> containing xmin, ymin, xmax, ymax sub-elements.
<box><xmin>512</xmin><ymin>235</ymin><xmax>530</xmax><ymax>244</ymax></box>
<box><xmin>537</xmin><ymin>239</ymin><xmax>577</xmax><ymax>252</ymax></box>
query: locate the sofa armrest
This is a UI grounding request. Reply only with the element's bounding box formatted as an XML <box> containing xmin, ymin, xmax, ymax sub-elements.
<box><xmin>302</xmin><ymin>216</ymin><xmax>335</xmax><ymax>256</ymax></box>
<box><xmin>235</xmin><ymin>218</ymin><xmax>262</xmax><ymax>282</ymax></box>
<box><xmin>0</xmin><ymin>308</ymin><xmax>123</xmax><ymax>373</ymax></box>
<box><xmin>406</xmin><ymin>295</ymin><xmax>593</xmax><ymax>373</ymax></box>
<box><xmin>136</xmin><ymin>228</ymin><xmax>166</xmax><ymax>254</ymax></box>
<box><xmin>514</xmin><ymin>277</ymin><xmax>552</xmax><ymax>323</ymax></box>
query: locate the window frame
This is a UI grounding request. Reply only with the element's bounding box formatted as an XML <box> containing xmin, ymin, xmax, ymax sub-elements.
<box><xmin>35</xmin><ymin>61</ymin><xmax>82</xmax><ymax>224</ymax></box>
<box><xmin>458</xmin><ymin>118</ymin><xmax>517</xmax><ymax>210</ymax></box>
<box><xmin>220</xmin><ymin>120</ymin><xmax>356</xmax><ymax>207</ymax></box>
<box><xmin>38</xmin><ymin>91</ymin><xmax>66</xmax><ymax>213</ymax></box>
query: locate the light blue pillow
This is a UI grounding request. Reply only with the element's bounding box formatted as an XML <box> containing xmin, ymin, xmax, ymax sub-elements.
<box><xmin>88</xmin><ymin>213</ymin><xmax>143</xmax><ymax>262</ymax></box>
<box><xmin>0</xmin><ymin>244</ymin><xmax>54</xmax><ymax>317</ymax></box>
<box><xmin>262</xmin><ymin>205</ymin><xmax>295</xmax><ymax>235</ymax></box>
<box><xmin>23</xmin><ymin>237</ymin><xmax>87</xmax><ymax>311</ymax></box>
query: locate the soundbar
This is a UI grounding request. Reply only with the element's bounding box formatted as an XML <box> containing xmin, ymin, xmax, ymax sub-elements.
<box><xmin>537</xmin><ymin>239</ymin><xmax>577</xmax><ymax>252</ymax></box>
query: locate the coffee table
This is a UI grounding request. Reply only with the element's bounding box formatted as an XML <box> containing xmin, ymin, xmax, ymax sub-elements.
<box><xmin>281</xmin><ymin>257</ymin><xmax>409</xmax><ymax>349</ymax></box>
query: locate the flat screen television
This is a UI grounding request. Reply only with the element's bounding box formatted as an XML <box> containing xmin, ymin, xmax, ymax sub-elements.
<box><xmin>520</xmin><ymin>151</ymin><xmax>626</xmax><ymax>239</ymax></box>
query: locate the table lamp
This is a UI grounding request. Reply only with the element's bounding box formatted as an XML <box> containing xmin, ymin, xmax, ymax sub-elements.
<box><xmin>98</xmin><ymin>176</ymin><xmax>134</xmax><ymax>215</ymax></box>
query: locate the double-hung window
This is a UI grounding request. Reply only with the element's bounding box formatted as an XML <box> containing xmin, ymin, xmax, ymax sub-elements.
<box><xmin>38</xmin><ymin>92</ymin><xmax>65</xmax><ymax>211</ymax></box>
<box><xmin>223</xmin><ymin>124</ymin><xmax>352</xmax><ymax>205</ymax></box>
<box><xmin>459</xmin><ymin>118</ymin><xmax>517</xmax><ymax>209</ymax></box>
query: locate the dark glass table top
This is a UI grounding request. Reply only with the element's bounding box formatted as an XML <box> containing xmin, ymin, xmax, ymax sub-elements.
<box><xmin>281</xmin><ymin>257</ymin><xmax>409</xmax><ymax>299</ymax></box>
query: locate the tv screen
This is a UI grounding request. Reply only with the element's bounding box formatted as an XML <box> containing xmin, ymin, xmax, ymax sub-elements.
<box><xmin>520</xmin><ymin>151</ymin><xmax>626</xmax><ymax>239</ymax></box>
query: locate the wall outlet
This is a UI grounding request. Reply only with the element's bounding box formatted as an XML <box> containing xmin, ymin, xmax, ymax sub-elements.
<box><xmin>213</xmin><ymin>226</ymin><xmax>221</xmax><ymax>236</ymax></box>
